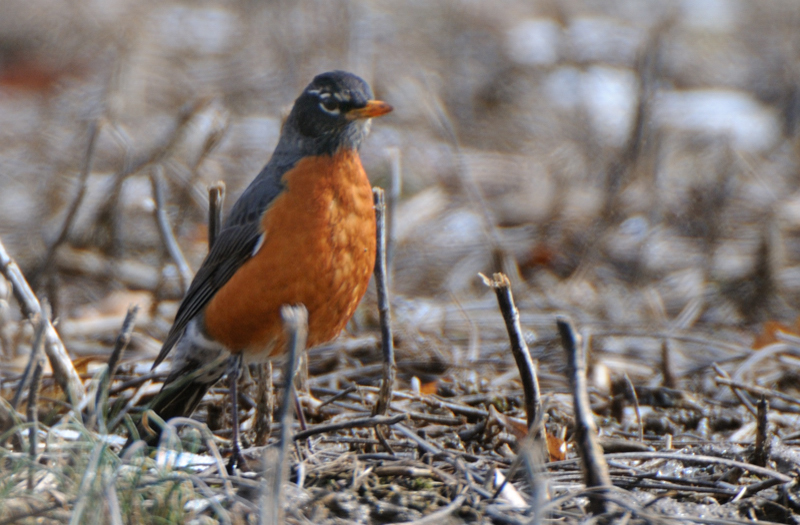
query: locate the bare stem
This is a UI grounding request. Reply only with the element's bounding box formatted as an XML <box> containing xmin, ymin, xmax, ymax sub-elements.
<box><xmin>557</xmin><ymin>317</ymin><xmax>611</xmax><ymax>514</ymax></box>
<box><xmin>372</xmin><ymin>188</ymin><xmax>395</xmax><ymax>419</ymax></box>
<box><xmin>208</xmin><ymin>181</ymin><xmax>226</xmax><ymax>249</ymax></box>
<box><xmin>481</xmin><ymin>272</ymin><xmax>541</xmax><ymax>432</ymax></box>
<box><xmin>32</xmin><ymin>119</ymin><xmax>101</xmax><ymax>288</ymax></box>
<box><xmin>0</xmin><ymin>238</ymin><xmax>83</xmax><ymax>408</ymax></box>
<box><xmin>94</xmin><ymin>305</ymin><xmax>139</xmax><ymax>433</ymax></box>
<box><xmin>751</xmin><ymin>395</ymin><xmax>769</xmax><ymax>467</ymax></box>
<box><xmin>261</xmin><ymin>305</ymin><xmax>308</xmax><ymax>525</ymax></box>
<box><xmin>150</xmin><ymin>165</ymin><xmax>193</xmax><ymax>293</ymax></box>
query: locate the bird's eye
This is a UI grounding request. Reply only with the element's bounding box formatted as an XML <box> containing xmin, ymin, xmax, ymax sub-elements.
<box><xmin>319</xmin><ymin>97</ymin><xmax>340</xmax><ymax>115</ymax></box>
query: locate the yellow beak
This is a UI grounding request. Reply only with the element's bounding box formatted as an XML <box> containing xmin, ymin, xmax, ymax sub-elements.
<box><xmin>346</xmin><ymin>100</ymin><xmax>393</xmax><ymax>120</ymax></box>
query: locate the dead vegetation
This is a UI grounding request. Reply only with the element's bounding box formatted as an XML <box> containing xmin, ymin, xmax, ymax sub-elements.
<box><xmin>3</xmin><ymin>0</ymin><xmax>800</xmax><ymax>523</ymax></box>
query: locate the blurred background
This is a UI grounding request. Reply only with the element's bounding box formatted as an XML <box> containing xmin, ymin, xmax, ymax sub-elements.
<box><xmin>1</xmin><ymin>0</ymin><xmax>800</xmax><ymax>393</ymax></box>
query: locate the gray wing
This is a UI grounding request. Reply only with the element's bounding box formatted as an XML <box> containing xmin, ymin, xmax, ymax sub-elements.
<box><xmin>151</xmin><ymin>160</ymin><xmax>292</xmax><ymax>369</ymax></box>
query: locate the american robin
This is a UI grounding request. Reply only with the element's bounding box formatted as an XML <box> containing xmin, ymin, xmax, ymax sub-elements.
<box><xmin>139</xmin><ymin>71</ymin><xmax>392</xmax><ymax>458</ymax></box>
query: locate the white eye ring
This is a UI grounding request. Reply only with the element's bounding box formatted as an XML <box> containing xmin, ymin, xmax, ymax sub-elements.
<box><xmin>319</xmin><ymin>100</ymin><xmax>340</xmax><ymax>115</ymax></box>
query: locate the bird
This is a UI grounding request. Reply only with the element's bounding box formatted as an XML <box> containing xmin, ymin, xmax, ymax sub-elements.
<box><xmin>136</xmin><ymin>70</ymin><xmax>392</xmax><ymax>465</ymax></box>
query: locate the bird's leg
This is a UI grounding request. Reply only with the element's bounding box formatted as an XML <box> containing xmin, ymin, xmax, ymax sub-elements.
<box><xmin>227</xmin><ymin>353</ymin><xmax>247</xmax><ymax>472</ymax></box>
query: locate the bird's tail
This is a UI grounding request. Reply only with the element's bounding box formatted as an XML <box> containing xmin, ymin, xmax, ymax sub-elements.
<box><xmin>136</xmin><ymin>352</ymin><xmax>229</xmax><ymax>446</ymax></box>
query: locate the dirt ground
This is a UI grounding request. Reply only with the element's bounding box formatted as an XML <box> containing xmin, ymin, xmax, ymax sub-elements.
<box><xmin>2</xmin><ymin>0</ymin><xmax>800</xmax><ymax>523</ymax></box>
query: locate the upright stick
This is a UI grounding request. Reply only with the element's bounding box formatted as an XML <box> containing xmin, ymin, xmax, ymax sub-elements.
<box><xmin>372</xmin><ymin>188</ymin><xmax>395</xmax><ymax>418</ymax></box>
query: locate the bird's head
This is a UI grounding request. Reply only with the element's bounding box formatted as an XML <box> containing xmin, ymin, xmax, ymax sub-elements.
<box><xmin>281</xmin><ymin>70</ymin><xmax>393</xmax><ymax>155</ymax></box>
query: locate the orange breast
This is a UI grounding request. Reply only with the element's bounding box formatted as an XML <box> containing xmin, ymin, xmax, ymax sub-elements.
<box><xmin>202</xmin><ymin>149</ymin><xmax>377</xmax><ymax>358</ymax></box>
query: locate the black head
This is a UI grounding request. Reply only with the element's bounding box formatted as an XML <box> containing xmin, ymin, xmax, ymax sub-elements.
<box><xmin>280</xmin><ymin>71</ymin><xmax>392</xmax><ymax>155</ymax></box>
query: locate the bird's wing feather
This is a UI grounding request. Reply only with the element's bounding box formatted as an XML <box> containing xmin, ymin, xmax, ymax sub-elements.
<box><xmin>152</xmin><ymin>158</ymin><xmax>294</xmax><ymax>369</ymax></box>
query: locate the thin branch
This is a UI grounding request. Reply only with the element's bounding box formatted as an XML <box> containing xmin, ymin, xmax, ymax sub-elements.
<box><xmin>419</xmin><ymin>394</ymin><xmax>489</xmax><ymax>418</ymax></box>
<box><xmin>292</xmin><ymin>413</ymin><xmax>408</xmax><ymax>441</ymax></box>
<box><xmin>27</xmin><ymin>309</ymin><xmax>48</xmax><ymax>490</ymax></box>
<box><xmin>94</xmin><ymin>305</ymin><xmax>139</xmax><ymax>433</ymax></box>
<box><xmin>0</xmin><ymin>237</ymin><xmax>84</xmax><ymax>408</ymax></box>
<box><xmin>94</xmin><ymin>100</ymin><xmax>206</xmax><ymax>255</ymax></box>
<box><xmin>11</xmin><ymin>309</ymin><xmax>48</xmax><ymax>410</ymax></box>
<box><xmin>556</xmin><ymin>316</ymin><xmax>611</xmax><ymax>514</ymax></box>
<box><xmin>150</xmin><ymin>165</ymin><xmax>193</xmax><ymax>293</ymax></box>
<box><xmin>384</xmin><ymin>147</ymin><xmax>401</xmax><ymax>274</ymax></box>
<box><xmin>481</xmin><ymin>272</ymin><xmax>541</xmax><ymax>432</ymax></box>
<box><xmin>108</xmin><ymin>305</ymin><xmax>139</xmax><ymax>381</ymax></box>
<box><xmin>624</xmin><ymin>373</ymin><xmax>643</xmax><ymax>443</ymax></box>
<box><xmin>31</xmin><ymin>119</ymin><xmax>102</xmax><ymax>288</ymax></box>
<box><xmin>292</xmin><ymin>388</ymin><xmax>312</xmax><ymax>457</ymax></box>
<box><xmin>602</xmin><ymin>452</ymin><xmax>791</xmax><ymax>483</ymax></box>
<box><xmin>751</xmin><ymin>395</ymin><xmax>769</xmax><ymax>468</ymax></box>
<box><xmin>208</xmin><ymin>181</ymin><xmax>226</xmax><ymax>249</ymax></box>
<box><xmin>254</xmin><ymin>362</ymin><xmax>272</xmax><ymax>447</ymax></box>
<box><xmin>714</xmin><ymin>375</ymin><xmax>800</xmax><ymax>407</ymax></box>
<box><xmin>394</xmin><ymin>423</ymin><xmax>442</xmax><ymax>455</ymax></box>
<box><xmin>27</xmin><ymin>355</ymin><xmax>44</xmax><ymax>490</ymax></box>
<box><xmin>713</xmin><ymin>363</ymin><xmax>757</xmax><ymax>417</ymax></box>
<box><xmin>261</xmin><ymin>305</ymin><xmax>308</xmax><ymax>525</ymax></box>
<box><xmin>372</xmin><ymin>188</ymin><xmax>395</xmax><ymax>418</ymax></box>
<box><xmin>317</xmin><ymin>385</ymin><xmax>357</xmax><ymax>408</ymax></box>
<box><xmin>661</xmin><ymin>339</ymin><xmax>676</xmax><ymax>389</ymax></box>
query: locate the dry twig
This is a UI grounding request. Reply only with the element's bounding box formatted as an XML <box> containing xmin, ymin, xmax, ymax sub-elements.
<box><xmin>293</xmin><ymin>413</ymin><xmax>408</xmax><ymax>441</ymax></box>
<box><xmin>623</xmin><ymin>374</ymin><xmax>643</xmax><ymax>443</ymax></box>
<box><xmin>0</xmin><ymin>238</ymin><xmax>84</xmax><ymax>408</ymax></box>
<box><xmin>32</xmin><ymin>119</ymin><xmax>102</xmax><ymax>289</ymax></box>
<box><xmin>12</xmin><ymin>309</ymin><xmax>48</xmax><ymax>411</ymax></box>
<box><xmin>661</xmin><ymin>339</ymin><xmax>676</xmax><ymax>389</ymax></box>
<box><xmin>557</xmin><ymin>316</ymin><xmax>611</xmax><ymax>514</ymax></box>
<box><xmin>150</xmin><ymin>166</ymin><xmax>193</xmax><ymax>293</ymax></box>
<box><xmin>254</xmin><ymin>362</ymin><xmax>272</xmax><ymax>447</ymax></box>
<box><xmin>93</xmin><ymin>100</ymin><xmax>207</xmax><ymax>255</ymax></box>
<box><xmin>714</xmin><ymin>375</ymin><xmax>800</xmax><ymax>407</ymax></box>
<box><xmin>384</xmin><ymin>147</ymin><xmax>401</xmax><ymax>272</ymax></box>
<box><xmin>713</xmin><ymin>363</ymin><xmax>757</xmax><ymax>417</ymax></box>
<box><xmin>372</xmin><ymin>188</ymin><xmax>396</xmax><ymax>418</ymax></box>
<box><xmin>26</xmin><ymin>315</ymin><xmax>46</xmax><ymax>491</ymax></box>
<box><xmin>751</xmin><ymin>395</ymin><xmax>769</xmax><ymax>468</ymax></box>
<box><xmin>261</xmin><ymin>305</ymin><xmax>308</xmax><ymax>525</ymax></box>
<box><xmin>208</xmin><ymin>181</ymin><xmax>226</xmax><ymax>249</ymax></box>
<box><xmin>93</xmin><ymin>305</ymin><xmax>139</xmax><ymax>433</ymax></box>
<box><xmin>481</xmin><ymin>272</ymin><xmax>542</xmax><ymax>433</ymax></box>
<box><xmin>371</xmin><ymin>188</ymin><xmax>396</xmax><ymax>454</ymax></box>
